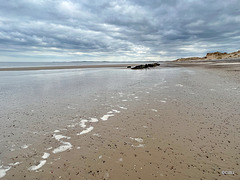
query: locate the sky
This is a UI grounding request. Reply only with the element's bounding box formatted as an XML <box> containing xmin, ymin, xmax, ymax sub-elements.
<box><xmin>0</xmin><ymin>0</ymin><xmax>240</xmax><ymax>62</ymax></box>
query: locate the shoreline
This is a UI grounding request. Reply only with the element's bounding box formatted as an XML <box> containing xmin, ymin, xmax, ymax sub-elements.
<box><xmin>0</xmin><ymin>64</ymin><xmax>139</xmax><ymax>71</ymax></box>
<box><xmin>1</xmin><ymin>58</ymin><xmax>240</xmax><ymax>71</ymax></box>
<box><xmin>1</xmin><ymin>59</ymin><xmax>240</xmax><ymax>71</ymax></box>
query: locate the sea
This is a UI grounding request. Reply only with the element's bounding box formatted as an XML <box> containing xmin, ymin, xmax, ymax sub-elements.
<box><xmin>0</xmin><ymin>61</ymin><xmax>155</xmax><ymax>68</ymax></box>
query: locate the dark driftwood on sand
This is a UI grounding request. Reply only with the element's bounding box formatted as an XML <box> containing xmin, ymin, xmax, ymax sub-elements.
<box><xmin>130</xmin><ymin>63</ymin><xmax>160</xmax><ymax>70</ymax></box>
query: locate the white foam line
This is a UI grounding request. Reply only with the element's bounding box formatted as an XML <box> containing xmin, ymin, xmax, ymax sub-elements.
<box><xmin>89</xmin><ymin>118</ymin><xmax>98</xmax><ymax>122</ymax></box>
<box><xmin>54</xmin><ymin>130</ymin><xmax>60</xmax><ymax>133</ymax></box>
<box><xmin>112</xmin><ymin>109</ymin><xmax>120</xmax><ymax>113</ymax></box>
<box><xmin>46</xmin><ymin>147</ymin><xmax>52</xmax><ymax>150</ymax></box>
<box><xmin>161</xmin><ymin>100</ymin><xmax>166</xmax><ymax>103</ymax></box>
<box><xmin>122</xmin><ymin>100</ymin><xmax>127</xmax><ymax>102</ymax></box>
<box><xmin>118</xmin><ymin>106</ymin><xmax>127</xmax><ymax>110</ymax></box>
<box><xmin>135</xmin><ymin>138</ymin><xmax>143</xmax><ymax>143</ymax></box>
<box><xmin>77</xmin><ymin>126</ymin><xmax>94</xmax><ymax>135</ymax></box>
<box><xmin>67</xmin><ymin>123</ymin><xmax>78</xmax><ymax>128</ymax></box>
<box><xmin>93</xmin><ymin>133</ymin><xmax>101</xmax><ymax>137</ymax></box>
<box><xmin>9</xmin><ymin>162</ymin><xmax>21</xmax><ymax>166</ymax></box>
<box><xmin>151</xmin><ymin>109</ymin><xmax>158</xmax><ymax>112</ymax></box>
<box><xmin>132</xmin><ymin>144</ymin><xmax>145</xmax><ymax>148</ymax></box>
<box><xmin>21</xmin><ymin>144</ymin><xmax>30</xmax><ymax>149</ymax></box>
<box><xmin>52</xmin><ymin>142</ymin><xmax>72</xmax><ymax>154</ymax></box>
<box><xmin>176</xmin><ymin>84</ymin><xmax>183</xmax><ymax>87</ymax></box>
<box><xmin>28</xmin><ymin>160</ymin><xmax>46</xmax><ymax>171</ymax></box>
<box><xmin>79</xmin><ymin>119</ymin><xmax>88</xmax><ymax>128</ymax></box>
<box><xmin>67</xmin><ymin>106</ymin><xmax>76</xmax><ymax>110</ymax></box>
<box><xmin>53</xmin><ymin>134</ymin><xmax>71</xmax><ymax>141</ymax></box>
<box><xmin>0</xmin><ymin>166</ymin><xmax>11</xmax><ymax>178</ymax></box>
<box><xmin>101</xmin><ymin>114</ymin><xmax>114</xmax><ymax>121</ymax></box>
<box><xmin>130</xmin><ymin>137</ymin><xmax>143</xmax><ymax>143</ymax></box>
<box><xmin>42</xmin><ymin>152</ymin><xmax>50</xmax><ymax>159</ymax></box>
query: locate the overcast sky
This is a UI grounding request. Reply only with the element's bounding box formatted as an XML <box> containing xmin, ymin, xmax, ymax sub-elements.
<box><xmin>0</xmin><ymin>0</ymin><xmax>240</xmax><ymax>62</ymax></box>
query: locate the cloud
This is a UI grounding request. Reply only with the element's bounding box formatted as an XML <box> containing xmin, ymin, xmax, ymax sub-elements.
<box><xmin>0</xmin><ymin>0</ymin><xmax>240</xmax><ymax>61</ymax></box>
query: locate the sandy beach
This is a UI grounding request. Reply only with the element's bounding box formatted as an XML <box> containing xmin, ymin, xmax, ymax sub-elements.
<box><xmin>0</xmin><ymin>61</ymin><xmax>239</xmax><ymax>179</ymax></box>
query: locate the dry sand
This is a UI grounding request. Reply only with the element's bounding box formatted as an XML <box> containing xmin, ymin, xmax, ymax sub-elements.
<box><xmin>1</xmin><ymin>61</ymin><xmax>240</xmax><ymax>180</ymax></box>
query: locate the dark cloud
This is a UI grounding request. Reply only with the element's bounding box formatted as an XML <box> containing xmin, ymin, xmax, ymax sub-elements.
<box><xmin>0</xmin><ymin>0</ymin><xmax>240</xmax><ymax>61</ymax></box>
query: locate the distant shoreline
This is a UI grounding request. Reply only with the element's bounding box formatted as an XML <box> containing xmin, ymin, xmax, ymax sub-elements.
<box><xmin>175</xmin><ymin>50</ymin><xmax>240</xmax><ymax>62</ymax></box>
<box><xmin>0</xmin><ymin>64</ymin><xmax>138</xmax><ymax>71</ymax></box>
<box><xmin>1</xmin><ymin>59</ymin><xmax>240</xmax><ymax>71</ymax></box>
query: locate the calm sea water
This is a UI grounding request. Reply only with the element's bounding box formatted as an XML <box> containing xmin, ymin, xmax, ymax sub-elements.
<box><xmin>0</xmin><ymin>61</ymin><xmax>154</xmax><ymax>68</ymax></box>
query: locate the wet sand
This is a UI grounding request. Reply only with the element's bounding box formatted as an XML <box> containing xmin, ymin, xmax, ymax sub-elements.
<box><xmin>0</xmin><ymin>61</ymin><xmax>239</xmax><ymax>179</ymax></box>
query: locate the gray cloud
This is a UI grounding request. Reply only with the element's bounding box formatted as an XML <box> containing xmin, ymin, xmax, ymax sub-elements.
<box><xmin>0</xmin><ymin>0</ymin><xmax>240</xmax><ymax>61</ymax></box>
